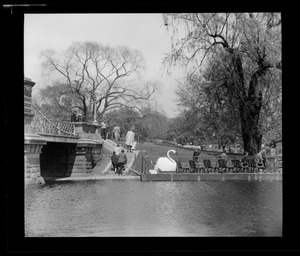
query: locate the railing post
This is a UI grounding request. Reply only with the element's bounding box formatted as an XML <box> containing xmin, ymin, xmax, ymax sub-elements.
<box><xmin>73</xmin><ymin>122</ymin><xmax>76</xmax><ymax>135</ymax></box>
<box><xmin>58</xmin><ymin>122</ymin><xmax>61</xmax><ymax>135</ymax></box>
<box><xmin>141</xmin><ymin>155</ymin><xmax>144</xmax><ymax>175</ymax></box>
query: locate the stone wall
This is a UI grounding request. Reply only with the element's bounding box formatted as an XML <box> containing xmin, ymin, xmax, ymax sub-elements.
<box><xmin>40</xmin><ymin>140</ymin><xmax>99</xmax><ymax>178</ymax></box>
<box><xmin>24</xmin><ymin>77</ymin><xmax>35</xmax><ymax>124</ymax></box>
<box><xmin>74</xmin><ymin>122</ymin><xmax>101</xmax><ymax>135</ymax></box>
<box><xmin>24</xmin><ymin>134</ymin><xmax>47</xmax><ymax>185</ymax></box>
<box><xmin>24</xmin><ymin>76</ymin><xmax>105</xmax><ymax>181</ymax></box>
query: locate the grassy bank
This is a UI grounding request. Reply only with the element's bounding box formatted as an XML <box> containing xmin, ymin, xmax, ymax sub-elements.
<box><xmin>112</xmin><ymin>140</ymin><xmax>244</xmax><ymax>174</ymax></box>
<box><xmin>129</xmin><ymin>142</ymin><xmax>217</xmax><ymax>173</ymax></box>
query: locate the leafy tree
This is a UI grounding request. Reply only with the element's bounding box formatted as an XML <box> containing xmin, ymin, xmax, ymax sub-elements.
<box><xmin>40</xmin><ymin>41</ymin><xmax>157</xmax><ymax>122</ymax></box>
<box><xmin>141</xmin><ymin>108</ymin><xmax>170</xmax><ymax>139</ymax></box>
<box><xmin>104</xmin><ymin>106</ymin><xmax>170</xmax><ymax>141</ymax></box>
<box><xmin>174</xmin><ymin>52</ymin><xmax>242</xmax><ymax>148</ymax></box>
<box><xmin>164</xmin><ymin>13</ymin><xmax>281</xmax><ymax>155</ymax></box>
<box><xmin>33</xmin><ymin>82</ymin><xmax>81</xmax><ymax>121</ymax></box>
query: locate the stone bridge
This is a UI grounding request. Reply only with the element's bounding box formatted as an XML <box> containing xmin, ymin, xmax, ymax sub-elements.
<box><xmin>24</xmin><ymin>77</ymin><xmax>114</xmax><ymax>184</ymax></box>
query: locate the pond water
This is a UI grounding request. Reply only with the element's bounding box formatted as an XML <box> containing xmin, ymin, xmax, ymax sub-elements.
<box><xmin>25</xmin><ymin>180</ymin><xmax>282</xmax><ymax>237</ymax></box>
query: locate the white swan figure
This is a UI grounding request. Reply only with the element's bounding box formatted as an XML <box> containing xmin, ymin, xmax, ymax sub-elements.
<box><xmin>149</xmin><ymin>149</ymin><xmax>177</xmax><ymax>174</ymax></box>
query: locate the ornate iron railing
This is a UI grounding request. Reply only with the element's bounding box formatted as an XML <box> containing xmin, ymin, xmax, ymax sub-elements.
<box><xmin>25</xmin><ymin>105</ymin><xmax>79</xmax><ymax>137</ymax></box>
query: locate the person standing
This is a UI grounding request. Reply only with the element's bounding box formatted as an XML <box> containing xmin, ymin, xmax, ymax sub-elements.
<box><xmin>71</xmin><ymin>110</ymin><xmax>78</xmax><ymax>122</ymax></box>
<box><xmin>113</xmin><ymin>125</ymin><xmax>121</xmax><ymax>141</ymax></box>
<box><xmin>77</xmin><ymin>113</ymin><xmax>82</xmax><ymax>122</ymax></box>
<box><xmin>100</xmin><ymin>120</ymin><xmax>107</xmax><ymax>140</ymax></box>
<box><xmin>125</xmin><ymin>128</ymin><xmax>135</xmax><ymax>153</ymax></box>
<box><xmin>111</xmin><ymin>151</ymin><xmax>118</xmax><ymax>174</ymax></box>
<box><xmin>256</xmin><ymin>149</ymin><xmax>266</xmax><ymax>165</ymax></box>
<box><xmin>192</xmin><ymin>149</ymin><xmax>200</xmax><ymax>162</ymax></box>
<box><xmin>220</xmin><ymin>150</ymin><xmax>228</xmax><ymax>164</ymax></box>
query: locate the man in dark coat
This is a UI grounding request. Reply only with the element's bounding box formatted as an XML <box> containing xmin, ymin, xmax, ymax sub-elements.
<box><xmin>116</xmin><ymin>149</ymin><xmax>127</xmax><ymax>175</ymax></box>
<box><xmin>192</xmin><ymin>149</ymin><xmax>201</xmax><ymax>162</ymax></box>
<box><xmin>71</xmin><ymin>110</ymin><xmax>78</xmax><ymax>122</ymax></box>
<box><xmin>111</xmin><ymin>151</ymin><xmax>118</xmax><ymax>174</ymax></box>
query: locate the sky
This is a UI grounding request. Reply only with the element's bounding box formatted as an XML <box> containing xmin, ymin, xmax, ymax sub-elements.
<box><xmin>24</xmin><ymin>13</ymin><xmax>187</xmax><ymax>118</ymax></box>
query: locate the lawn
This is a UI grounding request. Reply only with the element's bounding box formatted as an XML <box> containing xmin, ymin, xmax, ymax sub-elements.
<box><xmin>125</xmin><ymin>141</ymin><xmax>217</xmax><ymax>173</ymax></box>
<box><xmin>114</xmin><ymin>140</ymin><xmax>243</xmax><ymax>174</ymax></box>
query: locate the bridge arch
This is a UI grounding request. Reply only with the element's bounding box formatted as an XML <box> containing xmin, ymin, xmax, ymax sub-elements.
<box><xmin>40</xmin><ymin>142</ymin><xmax>77</xmax><ymax>178</ymax></box>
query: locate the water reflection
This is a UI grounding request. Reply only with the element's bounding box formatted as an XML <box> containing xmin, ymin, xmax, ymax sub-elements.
<box><xmin>25</xmin><ymin>180</ymin><xmax>282</xmax><ymax>237</ymax></box>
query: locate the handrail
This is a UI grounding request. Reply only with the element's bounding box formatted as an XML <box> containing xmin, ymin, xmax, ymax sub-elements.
<box><xmin>29</xmin><ymin>105</ymin><xmax>79</xmax><ymax>137</ymax></box>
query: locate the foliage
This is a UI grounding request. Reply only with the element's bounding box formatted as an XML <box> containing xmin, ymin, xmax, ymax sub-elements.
<box><xmin>33</xmin><ymin>82</ymin><xmax>79</xmax><ymax>121</ymax></box>
<box><xmin>164</xmin><ymin>13</ymin><xmax>282</xmax><ymax>155</ymax></box>
<box><xmin>104</xmin><ymin>106</ymin><xmax>170</xmax><ymax>141</ymax></box>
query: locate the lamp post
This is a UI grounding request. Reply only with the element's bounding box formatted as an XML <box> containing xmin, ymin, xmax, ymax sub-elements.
<box><xmin>92</xmin><ymin>93</ymin><xmax>98</xmax><ymax>125</ymax></box>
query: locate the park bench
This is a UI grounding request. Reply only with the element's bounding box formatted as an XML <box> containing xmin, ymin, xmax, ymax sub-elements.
<box><xmin>178</xmin><ymin>161</ymin><xmax>191</xmax><ymax>173</ymax></box>
<box><xmin>277</xmin><ymin>156</ymin><xmax>282</xmax><ymax>173</ymax></box>
<box><xmin>231</xmin><ymin>159</ymin><xmax>245</xmax><ymax>173</ymax></box>
<box><xmin>265</xmin><ymin>156</ymin><xmax>282</xmax><ymax>173</ymax></box>
<box><xmin>203</xmin><ymin>159</ymin><xmax>217</xmax><ymax>173</ymax></box>
<box><xmin>243</xmin><ymin>157</ymin><xmax>259</xmax><ymax>173</ymax></box>
<box><xmin>189</xmin><ymin>160</ymin><xmax>205</xmax><ymax>173</ymax></box>
<box><xmin>265</xmin><ymin>157</ymin><xmax>275</xmax><ymax>173</ymax></box>
<box><xmin>195</xmin><ymin>162</ymin><xmax>205</xmax><ymax>173</ymax></box>
<box><xmin>216</xmin><ymin>158</ymin><xmax>234</xmax><ymax>173</ymax></box>
<box><xmin>256</xmin><ymin>160</ymin><xmax>265</xmax><ymax>173</ymax></box>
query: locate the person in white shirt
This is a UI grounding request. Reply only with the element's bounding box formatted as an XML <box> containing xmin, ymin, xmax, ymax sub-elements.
<box><xmin>125</xmin><ymin>128</ymin><xmax>135</xmax><ymax>153</ymax></box>
<box><xmin>114</xmin><ymin>144</ymin><xmax>121</xmax><ymax>155</ymax></box>
<box><xmin>113</xmin><ymin>125</ymin><xmax>121</xmax><ymax>141</ymax></box>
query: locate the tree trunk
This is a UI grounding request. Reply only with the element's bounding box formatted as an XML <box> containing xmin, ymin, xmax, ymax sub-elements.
<box><xmin>239</xmin><ymin>70</ymin><xmax>264</xmax><ymax>155</ymax></box>
<box><xmin>240</xmin><ymin>108</ymin><xmax>262</xmax><ymax>155</ymax></box>
<box><xmin>81</xmin><ymin>97</ymin><xmax>88</xmax><ymax>122</ymax></box>
<box><xmin>226</xmin><ymin>48</ymin><xmax>266</xmax><ymax>156</ymax></box>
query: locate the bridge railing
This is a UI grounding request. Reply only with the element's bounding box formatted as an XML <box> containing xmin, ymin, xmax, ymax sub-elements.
<box><xmin>25</xmin><ymin>105</ymin><xmax>79</xmax><ymax>137</ymax></box>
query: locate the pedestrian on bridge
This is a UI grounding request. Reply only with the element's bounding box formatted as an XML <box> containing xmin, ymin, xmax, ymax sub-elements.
<box><xmin>71</xmin><ymin>110</ymin><xmax>79</xmax><ymax>122</ymax></box>
<box><xmin>100</xmin><ymin>120</ymin><xmax>107</xmax><ymax>140</ymax></box>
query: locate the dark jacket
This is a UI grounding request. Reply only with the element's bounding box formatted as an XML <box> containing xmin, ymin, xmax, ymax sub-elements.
<box><xmin>71</xmin><ymin>113</ymin><xmax>78</xmax><ymax>122</ymax></box>
<box><xmin>192</xmin><ymin>151</ymin><xmax>200</xmax><ymax>161</ymax></box>
<box><xmin>117</xmin><ymin>152</ymin><xmax>127</xmax><ymax>164</ymax></box>
<box><xmin>111</xmin><ymin>154</ymin><xmax>118</xmax><ymax>164</ymax></box>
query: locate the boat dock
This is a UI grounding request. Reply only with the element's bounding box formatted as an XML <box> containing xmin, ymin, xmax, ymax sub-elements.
<box><xmin>141</xmin><ymin>173</ymin><xmax>282</xmax><ymax>181</ymax></box>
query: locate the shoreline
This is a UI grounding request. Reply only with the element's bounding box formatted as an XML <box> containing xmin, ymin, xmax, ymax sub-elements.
<box><xmin>55</xmin><ymin>175</ymin><xmax>141</xmax><ymax>181</ymax></box>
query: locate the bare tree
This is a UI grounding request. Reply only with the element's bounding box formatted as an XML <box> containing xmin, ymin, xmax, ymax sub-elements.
<box><xmin>41</xmin><ymin>41</ymin><xmax>157</xmax><ymax>122</ymax></box>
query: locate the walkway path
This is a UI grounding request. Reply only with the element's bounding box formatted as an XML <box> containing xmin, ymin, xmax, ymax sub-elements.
<box><xmin>57</xmin><ymin>140</ymin><xmax>140</xmax><ymax>181</ymax></box>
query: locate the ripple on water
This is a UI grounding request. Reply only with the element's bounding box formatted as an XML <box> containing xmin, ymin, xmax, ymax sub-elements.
<box><xmin>25</xmin><ymin>180</ymin><xmax>282</xmax><ymax>237</ymax></box>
